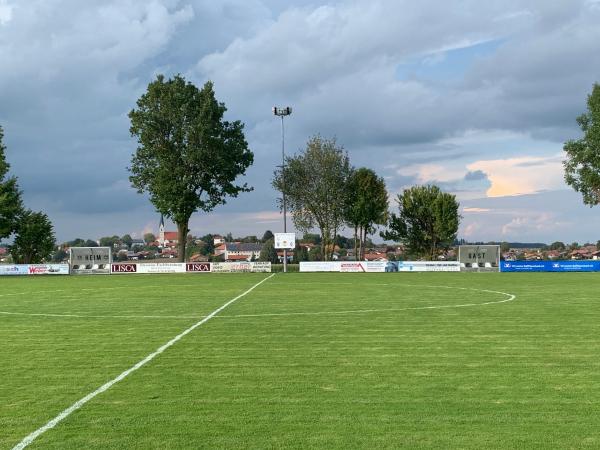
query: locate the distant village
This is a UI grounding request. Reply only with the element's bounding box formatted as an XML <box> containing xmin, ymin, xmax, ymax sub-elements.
<box><xmin>1</xmin><ymin>215</ymin><xmax>599</xmax><ymax>264</ymax></box>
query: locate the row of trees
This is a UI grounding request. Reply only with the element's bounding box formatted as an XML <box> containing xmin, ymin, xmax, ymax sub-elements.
<box><xmin>125</xmin><ymin>74</ymin><xmax>461</xmax><ymax>262</ymax></box>
<box><xmin>272</xmin><ymin>136</ymin><xmax>389</xmax><ymax>261</ymax></box>
<box><xmin>0</xmin><ymin>126</ymin><xmax>55</xmax><ymax>263</ymax></box>
<box><xmin>273</xmin><ymin>135</ymin><xmax>460</xmax><ymax>261</ymax></box>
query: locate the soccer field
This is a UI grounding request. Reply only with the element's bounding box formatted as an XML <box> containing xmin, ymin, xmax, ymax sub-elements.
<box><xmin>2</xmin><ymin>272</ymin><xmax>600</xmax><ymax>449</ymax></box>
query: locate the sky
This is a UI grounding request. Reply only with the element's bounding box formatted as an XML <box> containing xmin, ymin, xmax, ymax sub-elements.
<box><xmin>1</xmin><ymin>0</ymin><xmax>600</xmax><ymax>244</ymax></box>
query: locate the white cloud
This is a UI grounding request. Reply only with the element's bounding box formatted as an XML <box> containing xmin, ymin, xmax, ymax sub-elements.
<box><xmin>0</xmin><ymin>0</ymin><xmax>12</xmax><ymax>25</ymax></box>
<box><xmin>467</xmin><ymin>154</ymin><xmax>565</xmax><ymax>197</ymax></box>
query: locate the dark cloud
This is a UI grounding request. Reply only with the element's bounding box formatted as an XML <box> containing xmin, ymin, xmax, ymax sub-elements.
<box><xmin>1</xmin><ymin>0</ymin><xmax>599</xmax><ymax>242</ymax></box>
<box><xmin>464</xmin><ymin>170</ymin><xmax>488</xmax><ymax>181</ymax></box>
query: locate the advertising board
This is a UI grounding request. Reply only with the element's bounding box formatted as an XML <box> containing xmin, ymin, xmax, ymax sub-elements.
<box><xmin>0</xmin><ymin>264</ymin><xmax>69</xmax><ymax>275</ymax></box>
<box><xmin>339</xmin><ymin>261</ymin><xmax>388</xmax><ymax>272</ymax></box>
<box><xmin>299</xmin><ymin>261</ymin><xmax>341</xmax><ymax>272</ymax></box>
<box><xmin>70</xmin><ymin>247</ymin><xmax>112</xmax><ymax>275</ymax></box>
<box><xmin>211</xmin><ymin>262</ymin><xmax>271</xmax><ymax>273</ymax></box>
<box><xmin>274</xmin><ymin>233</ymin><xmax>296</xmax><ymax>249</ymax></box>
<box><xmin>185</xmin><ymin>263</ymin><xmax>211</xmax><ymax>273</ymax></box>
<box><xmin>0</xmin><ymin>265</ymin><xmax>29</xmax><ymax>275</ymax></box>
<box><xmin>27</xmin><ymin>264</ymin><xmax>70</xmax><ymax>275</ymax></box>
<box><xmin>500</xmin><ymin>261</ymin><xmax>600</xmax><ymax>272</ymax></box>
<box><xmin>111</xmin><ymin>263</ymin><xmax>189</xmax><ymax>274</ymax></box>
<box><xmin>111</xmin><ymin>263</ymin><xmax>138</xmax><ymax>273</ymax></box>
<box><xmin>396</xmin><ymin>261</ymin><xmax>461</xmax><ymax>272</ymax></box>
<box><xmin>137</xmin><ymin>263</ymin><xmax>186</xmax><ymax>274</ymax></box>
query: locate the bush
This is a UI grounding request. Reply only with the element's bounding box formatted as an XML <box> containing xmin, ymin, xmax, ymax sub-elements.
<box><xmin>271</xmin><ymin>264</ymin><xmax>299</xmax><ymax>273</ymax></box>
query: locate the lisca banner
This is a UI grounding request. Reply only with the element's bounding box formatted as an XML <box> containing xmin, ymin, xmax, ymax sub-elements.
<box><xmin>111</xmin><ymin>263</ymin><xmax>211</xmax><ymax>274</ymax></box>
<box><xmin>501</xmin><ymin>260</ymin><xmax>600</xmax><ymax>272</ymax></box>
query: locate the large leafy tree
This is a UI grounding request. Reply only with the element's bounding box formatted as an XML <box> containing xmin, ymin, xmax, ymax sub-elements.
<box><xmin>129</xmin><ymin>75</ymin><xmax>253</xmax><ymax>261</ymax></box>
<box><xmin>382</xmin><ymin>185</ymin><xmax>460</xmax><ymax>260</ymax></box>
<box><xmin>273</xmin><ymin>135</ymin><xmax>352</xmax><ymax>261</ymax></box>
<box><xmin>564</xmin><ymin>83</ymin><xmax>600</xmax><ymax>205</ymax></box>
<box><xmin>10</xmin><ymin>210</ymin><xmax>56</xmax><ymax>264</ymax></box>
<box><xmin>344</xmin><ymin>167</ymin><xmax>388</xmax><ymax>260</ymax></box>
<box><xmin>0</xmin><ymin>125</ymin><xmax>23</xmax><ymax>240</ymax></box>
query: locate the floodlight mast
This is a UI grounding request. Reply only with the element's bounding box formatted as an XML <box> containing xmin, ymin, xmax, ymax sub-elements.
<box><xmin>273</xmin><ymin>106</ymin><xmax>292</xmax><ymax>273</ymax></box>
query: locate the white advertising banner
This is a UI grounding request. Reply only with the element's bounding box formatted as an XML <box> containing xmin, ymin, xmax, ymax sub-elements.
<box><xmin>27</xmin><ymin>264</ymin><xmax>70</xmax><ymax>275</ymax></box>
<box><xmin>137</xmin><ymin>263</ymin><xmax>186</xmax><ymax>274</ymax></box>
<box><xmin>0</xmin><ymin>265</ymin><xmax>29</xmax><ymax>275</ymax></box>
<box><xmin>0</xmin><ymin>264</ymin><xmax>69</xmax><ymax>275</ymax></box>
<box><xmin>299</xmin><ymin>261</ymin><xmax>341</xmax><ymax>272</ymax></box>
<box><xmin>274</xmin><ymin>233</ymin><xmax>296</xmax><ymax>249</ymax></box>
<box><xmin>211</xmin><ymin>262</ymin><xmax>271</xmax><ymax>273</ymax></box>
<box><xmin>339</xmin><ymin>262</ymin><xmax>388</xmax><ymax>272</ymax></box>
<box><xmin>396</xmin><ymin>261</ymin><xmax>461</xmax><ymax>272</ymax></box>
<box><xmin>364</xmin><ymin>261</ymin><xmax>388</xmax><ymax>272</ymax></box>
<box><xmin>111</xmin><ymin>263</ymin><xmax>187</xmax><ymax>274</ymax></box>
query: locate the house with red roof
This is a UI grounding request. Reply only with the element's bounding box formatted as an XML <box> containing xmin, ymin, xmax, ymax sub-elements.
<box><xmin>214</xmin><ymin>242</ymin><xmax>263</xmax><ymax>261</ymax></box>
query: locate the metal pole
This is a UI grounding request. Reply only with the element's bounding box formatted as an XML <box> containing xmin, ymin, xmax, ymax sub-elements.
<box><xmin>281</xmin><ymin>115</ymin><xmax>287</xmax><ymax>273</ymax></box>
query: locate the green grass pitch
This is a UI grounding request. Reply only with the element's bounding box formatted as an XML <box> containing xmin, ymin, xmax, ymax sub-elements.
<box><xmin>2</xmin><ymin>272</ymin><xmax>600</xmax><ymax>449</ymax></box>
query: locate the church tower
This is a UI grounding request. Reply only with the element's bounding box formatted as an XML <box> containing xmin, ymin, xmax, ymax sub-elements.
<box><xmin>159</xmin><ymin>215</ymin><xmax>165</xmax><ymax>247</ymax></box>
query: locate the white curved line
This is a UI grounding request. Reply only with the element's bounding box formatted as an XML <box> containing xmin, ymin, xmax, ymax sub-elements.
<box><xmin>0</xmin><ymin>284</ymin><xmax>516</xmax><ymax>319</ymax></box>
<box><xmin>219</xmin><ymin>290</ymin><xmax>516</xmax><ymax>318</ymax></box>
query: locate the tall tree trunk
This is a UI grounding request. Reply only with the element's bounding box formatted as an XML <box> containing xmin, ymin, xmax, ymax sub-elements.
<box><xmin>331</xmin><ymin>226</ymin><xmax>338</xmax><ymax>261</ymax></box>
<box><xmin>353</xmin><ymin>225</ymin><xmax>358</xmax><ymax>261</ymax></box>
<box><xmin>362</xmin><ymin>226</ymin><xmax>368</xmax><ymax>260</ymax></box>
<box><xmin>176</xmin><ymin>220</ymin><xmax>189</xmax><ymax>263</ymax></box>
<box><xmin>358</xmin><ymin>225</ymin><xmax>363</xmax><ymax>261</ymax></box>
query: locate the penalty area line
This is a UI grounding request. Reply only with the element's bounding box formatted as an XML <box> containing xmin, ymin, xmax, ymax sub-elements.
<box><xmin>11</xmin><ymin>273</ymin><xmax>276</xmax><ymax>450</ymax></box>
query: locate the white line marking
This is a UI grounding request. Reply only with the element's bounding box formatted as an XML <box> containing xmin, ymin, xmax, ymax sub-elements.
<box><xmin>0</xmin><ymin>284</ymin><xmax>516</xmax><ymax>320</ymax></box>
<box><xmin>219</xmin><ymin>288</ymin><xmax>516</xmax><ymax>318</ymax></box>
<box><xmin>0</xmin><ymin>310</ymin><xmax>207</xmax><ymax>319</ymax></box>
<box><xmin>11</xmin><ymin>273</ymin><xmax>275</xmax><ymax>450</ymax></box>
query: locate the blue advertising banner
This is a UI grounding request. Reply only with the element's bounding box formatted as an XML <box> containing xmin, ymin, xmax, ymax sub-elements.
<box><xmin>501</xmin><ymin>260</ymin><xmax>600</xmax><ymax>272</ymax></box>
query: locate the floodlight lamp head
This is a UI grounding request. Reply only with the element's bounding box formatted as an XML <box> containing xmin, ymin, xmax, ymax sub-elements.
<box><xmin>273</xmin><ymin>106</ymin><xmax>292</xmax><ymax>116</ymax></box>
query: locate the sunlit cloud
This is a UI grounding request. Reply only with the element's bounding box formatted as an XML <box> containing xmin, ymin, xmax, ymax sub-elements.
<box><xmin>467</xmin><ymin>154</ymin><xmax>565</xmax><ymax>197</ymax></box>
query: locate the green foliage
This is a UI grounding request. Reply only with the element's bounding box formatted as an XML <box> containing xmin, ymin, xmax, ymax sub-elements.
<box><xmin>308</xmin><ymin>245</ymin><xmax>322</xmax><ymax>261</ymax></box>
<box><xmin>84</xmin><ymin>239</ymin><xmax>98</xmax><ymax>247</ymax></box>
<box><xmin>273</xmin><ymin>135</ymin><xmax>352</xmax><ymax>261</ymax></box>
<box><xmin>144</xmin><ymin>233</ymin><xmax>156</xmax><ymax>244</ymax></box>
<box><xmin>99</xmin><ymin>236</ymin><xmax>120</xmax><ymax>248</ymax></box>
<box><xmin>261</xmin><ymin>230</ymin><xmax>274</xmax><ymax>242</ymax></box>
<box><xmin>196</xmin><ymin>234</ymin><xmax>215</xmax><ymax>256</ymax></box>
<box><xmin>382</xmin><ymin>185</ymin><xmax>460</xmax><ymax>260</ymax></box>
<box><xmin>549</xmin><ymin>241</ymin><xmax>566</xmax><ymax>251</ymax></box>
<box><xmin>10</xmin><ymin>210</ymin><xmax>56</xmax><ymax>263</ymax></box>
<box><xmin>301</xmin><ymin>233</ymin><xmax>322</xmax><ymax>245</ymax></box>
<box><xmin>121</xmin><ymin>234</ymin><xmax>133</xmax><ymax>248</ymax></box>
<box><xmin>344</xmin><ymin>167</ymin><xmax>388</xmax><ymax>260</ymax></box>
<box><xmin>0</xmin><ymin>125</ymin><xmax>24</xmax><ymax>241</ymax></box>
<box><xmin>52</xmin><ymin>249</ymin><xmax>68</xmax><ymax>263</ymax></box>
<box><xmin>129</xmin><ymin>75</ymin><xmax>253</xmax><ymax>261</ymax></box>
<box><xmin>564</xmin><ymin>83</ymin><xmax>600</xmax><ymax>205</ymax></box>
<box><xmin>292</xmin><ymin>244</ymin><xmax>309</xmax><ymax>263</ymax></box>
<box><xmin>259</xmin><ymin>238</ymin><xmax>279</xmax><ymax>264</ymax></box>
